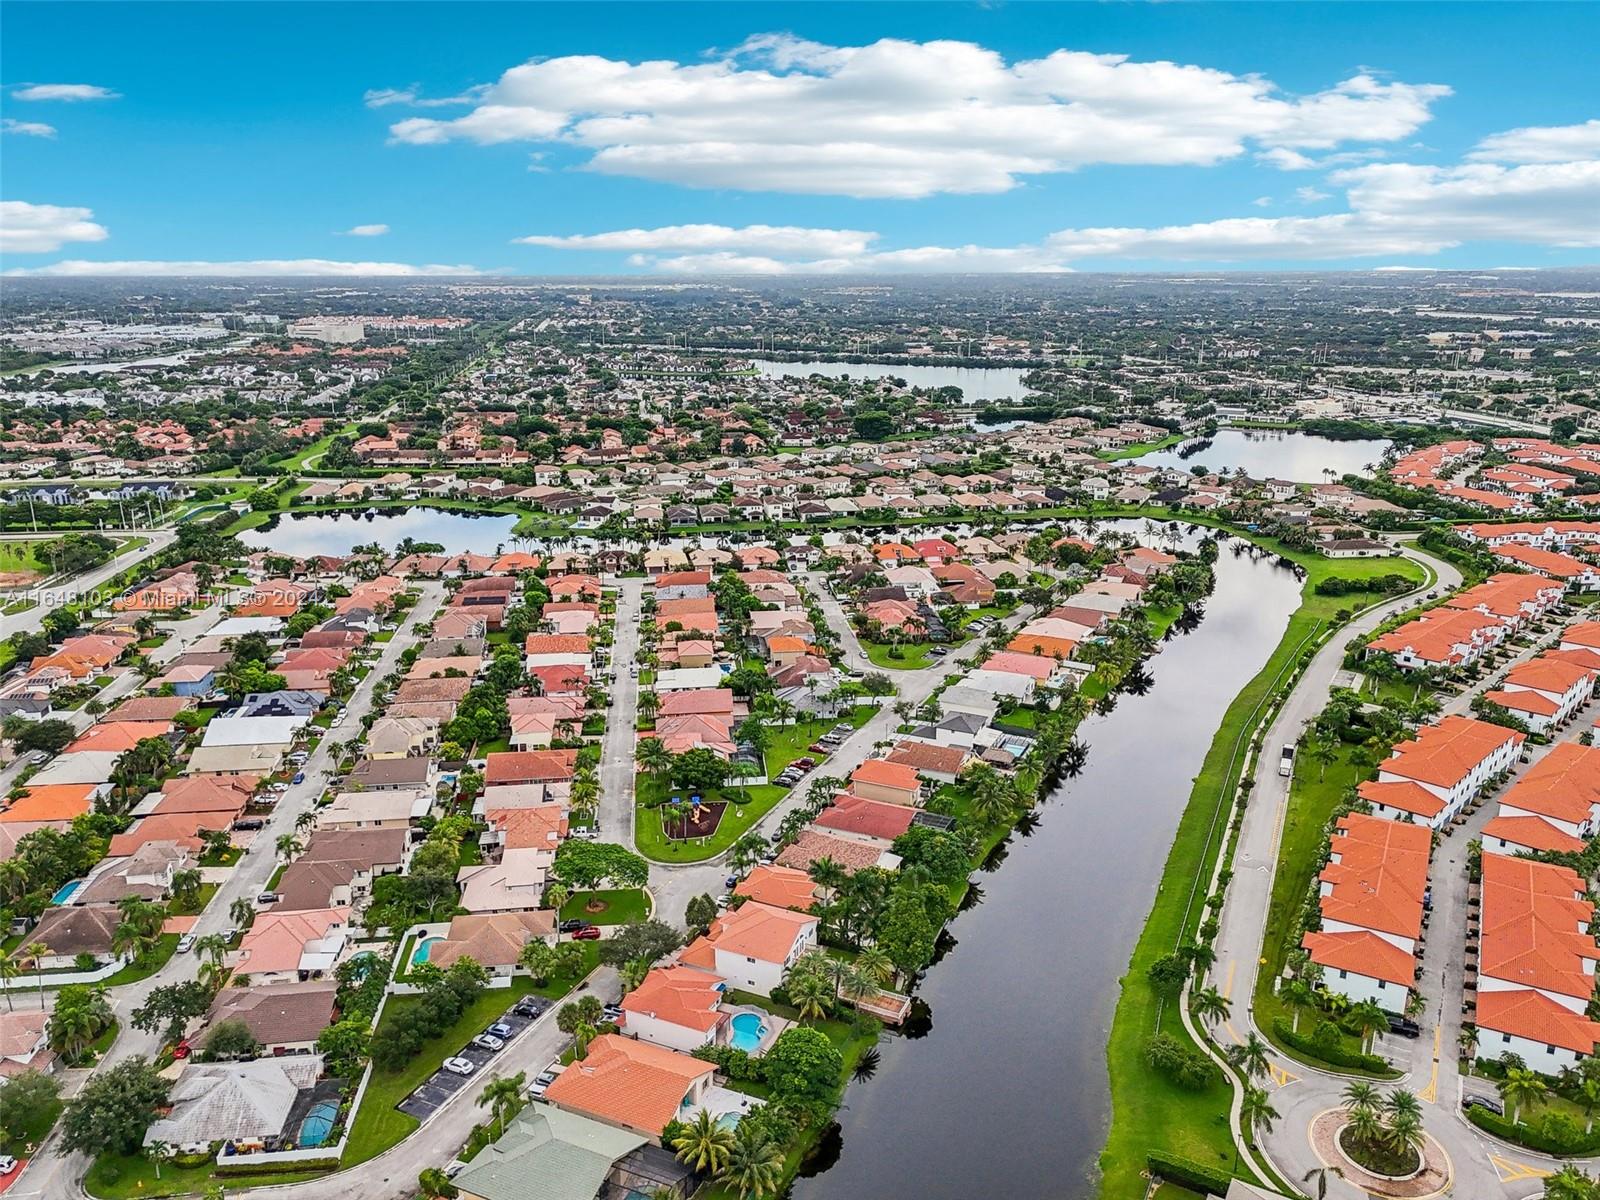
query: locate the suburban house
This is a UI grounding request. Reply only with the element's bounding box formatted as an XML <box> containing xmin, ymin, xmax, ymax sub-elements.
<box><xmin>231</xmin><ymin>907</ymin><xmax>350</xmax><ymax>986</ymax></box>
<box><xmin>451</xmin><ymin>1107</ymin><xmax>692</xmax><ymax>1200</ymax></box>
<box><xmin>456</xmin><ymin>848</ymin><xmax>551</xmax><ymax>913</ymax></box>
<box><xmin>316</xmin><ymin>787</ymin><xmax>431</xmax><ymax>831</ymax></box>
<box><xmin>678</xmin><ymin>901</ymin><xmax>819</xmax><ymax>996</ymax></box>
<box><xmin>732</xmin><ymin>864</ymin><xmax>817</xmax><ymax>912</ymax></box>
<box><xmin>1357</xmin><ymin>715</ymin><xmax>1524</xmax><ymax>829</ymax></box>
<box><xmin>619</xmin><ymin>964</ymin><xmax>728</xmax><ymax>1053</ymax></box>
<box><xmin>541</xmin><ymin>1034</ymin><xmax>717</xmax><ymax>1141</ymax></box>
<box><xmin>1484</xmin><ymin>654</ymin><xmax>1597</xmax><ymax>733</ymax></box>
<box><xmin>1299</xmin><ymin>813</ymin><xmax>1430</xmax><ymax>1012</ymax></box>
<box><xmin>848</xmin><ymin>759</ymin><xmax>923</xmax><ymax>807</ymax></box>
<box><xmin>1476</xmin><ymin>853</ymin><xmax>1600</xmax><ymax>1068</ymax></box>
<box><xmin>811</xmin><ymin>793</ymin><xmax>917</xmax><ymax>846</ymax></box>
<box><xmin>144</xmin><ymin>1056</ymin><xmax>325</xmax><ymax>1152</ymax></box>
<box><xmin>424</xmin><ymin>910</ymin><xmax>558</xmax><ymax>974</ymax></box>
<box><xmin>1483</xmin><ymin>744</ymin><xmax>1600</xmax><ymax>856</ymax></box>
<box><xmin>197</xmin><ymin>980</ymin><xmax>339</xmax><ymax>1055</ymax></box>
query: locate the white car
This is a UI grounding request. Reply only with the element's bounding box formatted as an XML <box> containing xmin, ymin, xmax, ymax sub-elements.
<box><xmin>442</xmin><ymin>1057</ymin><xmax>477</xmax><ymax>1076</ymax></box>
<box><xmin>0</xmin><ymin>1157</ymin><xmax>17</xmax><ymax>1176</ymax></box>
<box><xmin>471</xmin><ymin>1033</ymin><xmax>504</xmax><ymax>1052</ymax></box>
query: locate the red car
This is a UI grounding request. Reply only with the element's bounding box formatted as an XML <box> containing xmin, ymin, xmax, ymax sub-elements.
<box><xmin>569</xmin><ymin>926</ymin><xmax>602</xmax><ymax>941</ymax></box>
<box><xmin>172</xmin><ymin>1039</ymin><xmax>192</xmax><ymax>1059</ymax></box>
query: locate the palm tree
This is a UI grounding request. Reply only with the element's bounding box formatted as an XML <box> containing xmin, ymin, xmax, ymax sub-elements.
<box><xmin>1228</xmin><ymin>1032</ymin><xmax>1270</xmax><ymax>1082</ymax></box>
<box><xmin>1280</xmin><ymin>978</ymin><xmax>1315</xmax><ymax>1033</ymax></box>
<box><xmin>418</xmin><ymin>1167</ymin><xmax>458</xmax><ymax>1199</ymax></box>
<box><xmin>853</xmin><ymin>946</ymin><xmax>895</xmax><ymax>989</ymax></box>
<box><xmin>807</xmin><ymin>857</ymin><xmax>847</xmax><ymax>901</ymax></box>
<box><xmin>1349</xmin><ymin>1000</ymin><xmax>1388</xmax><ymax>1055</ymax></box>
<box><xmin>670</xmin><ymin>1109</ymin><xmax>736</xmax><ymax>1175</ymax></box>
<box><xmin>1191</xmin><ymin>985</ymin><xmax>1231</xmax><ymax>1029</ymax></box>
<box><xmin>229</xmin><ymin>896</ymin><xmax>255</xmax><ymax>927</ymax></box>
<box><xmin>718</xmin><ymin>1123</ymin><xmax>785</xmax><ymax>1200</ymax></box>
<box><xmin>1301</xmin><ymin>1165</ymin><xmax>1345</xmax><ymax>1200</ymax></box>
<box><xmin>1498</xmin><ymin>1067</ymin><xmax>1546</xmax><ymax>1126</ymax></box>
<box><xmin>0</xmin><ymin>952</ymin><xmax>18</xmax><ymax>1012</ymax></box>
<box><xmin>543</xmin><ymin>883</ymin><xmax>571</xmax><ymax>914</ymax></box>
<box><xmin>1345</xmin><ymin>1102</ymin><xmax>1384</xmax><ymax>1149</ymax></box>
<box><xmin>477</xmin><ymin>1072</ymin><xmax>525</xmax><ymax>1136</ymax></box>
<box><xmin>1241</xmin><ymin>1085</ymin><xmax>1279</xmax><ymax>1137</ymax></box>
<box><xmin>170</xmin><ymin>868</ymin><xmax>202</xmax><ymax>911</ymax></box>
<box><xmin>1342</xmin><ymin>1081</ymin><xmax>1380</xmax><ymax>1114</ymax></box>
<box><xmin>1578</xmin><ymin>1076</ymin><xmax>1600</xmax><ymax>1133</ymax></box>
<box><xmin>275</xmin><ymin>833</ymin><xmax>302</xmax><ymax>860</ymax></box>
<box><xmin>787</xmin><ymin>967</ymin><xmax>831</xmax><ymax>1023</ymax></box>
<box><xmin>1457</xmin><ymin>1024</ymin><xmax>1478</xmax><ymax>1061</ymax></box>
<box><xmin>22</xmin><ymin>943</ymin><xmax>48</xmax><ymax>1009</ymax></box>
<box><xmin>620</xmin><ymin>955</ymin><xmax>652</xmax><ymax>994</ymax></box>
<box><xmin>48</xmin><ymin>1001</ymin><xmax>100</xmax><ymax>1063</ymax></box>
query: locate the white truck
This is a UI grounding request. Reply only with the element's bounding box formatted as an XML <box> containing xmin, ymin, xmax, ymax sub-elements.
<box><xmin>1279</xmin><ymin>744</ymin><xmax>1296</xmax><ymax>777</ymax></box>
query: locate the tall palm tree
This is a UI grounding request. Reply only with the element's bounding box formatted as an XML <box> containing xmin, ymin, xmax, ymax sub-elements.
<box><xmin>853</xmin><ymin>946</ymin><xmax>895</xmax><ymax>989</ymax></box>
<box><xmin>1280</xmin><ymin>978</ymin><xmax>1315</xmax><ymax>1034</ymax></box>
<box><xmin>671</xmin><ymin>1109</ymin><xmax>735</xmax><ymax>1175</ymax></box>
<box><xmin>1498</xmin><ymin>1067</ymin><xmax>1546</xmax><ymax>1126</ymax></box>
<box><xmin>787</xmin><ymin>967</ymin><xmax>831</xmax><ymax>1023</ymax></box>
<box><xmin>22</xmin><ymin>943</ymin><xmax>49</xmax><ymax>1009</ymax></box>
<box><xmin>1227</xmin><ymin>1032</ymin><xmax>1270</xmax><ymax>1082</ymax></box>
<box><xmin>477</xmin><ymin>1072</ymin><xmax>525</xmax><ymax>1136</ymax></box>
<box><xmin>229</xmin><ymin>896</ymin><xmax>255</xmax><ymax>927</ymax></box>
<box><xmin>48</xmin><ymin>1002</ymin><xmax>100</xmax><ymax>1063</ymax></box>
<box><xmin>1342</xmin><ymin>1081</ymin><xmax>1380</xmax><ymax>1115</ymax></box>
<box><xmin>719</xmin><ymin>1123</ymin><xmax>785</xmax><ymax>1200</ymax></box>
<box><xmin>1349</xmin><ymin>1000</ymin><xmax>1388</xmax><ymax>1056</ymax></box>
<box><xmin>1191</xmin><ymin>985</ymin><xmax>1231</xmax><ymax>1029</ymax></box>
<box><xmin>1241</xmin><ymin>1085</ymin><xmax>1279</xmax><ymax>1138</ymax></box>
<box><xmin>0</xmin><ymin>952</ymin><xmax>18</xmax><ymax>1012</ymax></box>
<box><xmin>1578</xmin><ymin>1076</ymin><xmax>1600</xmax><ymax>1134</ymax></box>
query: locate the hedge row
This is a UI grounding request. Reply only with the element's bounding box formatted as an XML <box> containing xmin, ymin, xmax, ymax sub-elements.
<box><xmin>1272</xmin><ymin>1017</ymin><xmax>1395</xmax><ymax>1075</ymax></box>
<box><xmin>1464</xmin><ymin>1103</ymin><xmax>1600</xmax><ymax>1157</ymax></box>
<box><xmin>213</xmin><ymin>1157</ymin><xmax>341</xmax><ymax>1178</ymax></box>
<box><xmin>1147</xmin><ymin>1151</ymin><xmax>1232</xmax><ymax>1196</ymax></box>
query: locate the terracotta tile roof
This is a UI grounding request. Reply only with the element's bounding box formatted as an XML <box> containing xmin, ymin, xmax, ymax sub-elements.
<box><xmin>484</xmin><ymin>750</ymin><xmax>578</xmax><ymax>785</ymax></box>
<box><xmin>885</xmin><ymin>741</ymin><xmax>971</xmax><ymax>776</ymax></box>
<box><xmin>67</xmin><ymin>721</ymin><xmax>170</xmax><ymax>754</ymax></box>
<box><xmin>620</xmin><ymin>964</ymin><xmax>725</xmax><ymax>1034</ymax></box>
<box><xmin>687</xmin><ymin>901</ymin><xmax>816</xmax><ymax>964</ymax></box>
<box><xmin>658</xmin><ymin>689</ymin><xmax>734</xmax><ymax>717</ymax></box>
<box><xmin>1497</xmin><ymin>743</ymin><xmax>1600</xmax><ymax>825</ymax></box>
<box><xmin>777</xmin><ymin>829</ymin><xmax>885</xmax><ymax>874</ymax></box>
<box><xmin>485</xmin><ymin>804</ymin><xmax>569</xmax><ymax>850</ymax></box>
<box><xmin>1477</xmin><ymin>988</ymin><xmax>1600</xmax><ymax>1055</ymax></box>
<box><xmin>1357</xmin><ymin>779</ymin><xmax>1446</xmax><ymax>820</ymax></box>
<box><xmin>428</xmin><ymin>911</ymin><xmax>557</xmax><ymax>969</ymax></box>
<box><xmin>981</xmin><ymin>651</ymin><xmax>1059</xmax><ymax>680</ymax></box>
<box><xmin>155</xmin><ymin>773</ymin><xmax>258</xmax><ymax>815</ymax></box>
<box><xmin>1479</xmin><ymin>852</ymin><xmax>1598</xmax><ymax>1001</ymax></box>
<box><xmin>1380</xmin><ymin>715</ymin><xmax>1522</xmax><ymax>790</ymax></box>
<box><xmin>543</xmin><ymin>1033</ymin><xmax>713</xmax><ymax>1136</ymax></box>
<box><xmin>1563</xmin><ymin>621</ymin><xmax>1600</xmax><ymax>652</ymax></box>
<box><xmin>850</xmin><ymin>759</ymin><xmax>920</xmax><ymax>793</ymax></box>
<box><xmin>523</xmin><ymin>634</ymin><xmax>592</xmax><ymax>655</ymax></box>
<box><xmin>1301</xmin><ymin>929</ymin><xmax>1416</xmax><ymax>988</ymax></box>
<box><xmin>1005</xmin><ymin>632</ymin><xmax>1078</xmax><ymax>660</ymax></box>
<box><xmin>1482</xmin><ymin>814</ymin><xmax>1587</xmax><ymax>855</ymax></box>
<box><xmin>813</xmin><ymin>793</ymin><xmax>917</xmax><ymax>842</ymax></box>
<box><xmin>1</xmin><ymin>783</ymin><xmax>96</xmax><ymax>823</ymax></box>
<box><xmin>1316</xmin><ymin>813</ymin><xmax>1431</xmax><ymax>940</ymax></box>
<box><xmin>733</xmin><ymin>864</ymin><xmax>817</xmax><ymax>912</ymax></box>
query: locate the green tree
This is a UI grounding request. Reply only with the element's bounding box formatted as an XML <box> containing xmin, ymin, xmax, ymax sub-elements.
<box><xmin>672</xmin><ymin>1109</ymin><xmax>736</xmax><ymax>1175</ymax></box>
<box><xmin>719</xmin><ymin>1121</ymin><xmax>785</xmax><ymax>1200</ymax></box>
<box><xmin>551</xmin><ymin>841</ymin><xmax>649</xmax><ymax>891</ymax></box>
<box><xmin>1499</xmin><ymin>1067</ymin><xmax>1546</xmax><ymax>1126</ymax></box>
<box><xmin>131</xmin><ymin>979</ymin><xmax>212</xmax><ymax>1043</ymax></box>
<box><xmin>556</xmin><ymin>995</ymin><xmax>604</xmax><ymax>1035</ymax></box>
<box><xmin>597</xmin><ymin>920</ymin><xmax>682</xmax><ymax>968</ymax></box>
<box><xmin>202</xmin><ymin>1018</ymin><xmax>260</xmax><ymax>1061</ymax></box>
<box><xmin>418</xmin><ymin>1167</ymin><xmax>459</xmax><ymax>1199</ymax></box>
<box><xmin>684</xmin><ymin>893</ymin><xmax>718</xmax><ymax>934</ymax></box>
<box><xmin>478</xmin><ymin>1071</ymin><xmax>525</xmax><ymax>1136</ymax></box>
<box><xmin>59</xmin><ymin>1057</ymin><xmax>169</xmax><ymax>1156</ymax></box>
<box><xmin>761</xmin><ymin>1026</ymin><xmax>843</xmax><ymax>1107</ymax></box>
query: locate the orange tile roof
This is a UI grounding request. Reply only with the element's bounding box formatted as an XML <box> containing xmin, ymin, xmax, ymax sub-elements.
<box><xmin>689</xmin><ymin>901</ymin><xmax>816</xmax><ymax>964</ymax></box>
<box><xmin>66</xmin><ymin>721</ymin><xmax>169</xmax><ymax>755</ymax></box>
<box><xmin>1497</xmin><ymin>743</ymin><xmax>1600</xmax><ymax>826</ymax></box>
<box><xmin>733</xmin><ymin>864</ymin><xmax>817</xmax><ymax>912</ymax></box>
<box><xmin>0</xmin><ymin>784</ymin><xmax>96</xmax><ymax>823</ymax></box>
<box><xmin>1005</xmin><ymin>633</ymin><xmax>1078</xmax><ymax>660</ymax></box>
<box><xmin>1477</xmin><ymin>988</ymin><xmax>1600</xmax><ymax>1055</ymax></box>
<box><xmin>484</xmin><ymin>749</ymin><xmax>578</xmax><ymax>785</ymax></box>
<box><xmin>885</xmin><ymin>741</ymin><xmax>971</xmax><ymax>776</ymax></box>
<box><xmin>485</xmin><ymin>804</ymin><xmax>568</xmax><ymax>850</ymax></box>
<box><xmin>523</xmin><ymin>634</ymin><xmax>592</xmax><ymax>655</ymax></box>
<box><xmin>1357</xmin><ymin>779</ymin><xmax>1446</xmax><ymax>819</ymax></box>
<box><xmin>813</xmin><ymin>793</ymin><xmax>917</xmax><ymax>841</ymax></box>
<box><xmin>1480</xmin><ymin>852</ymin><xmax>1598</xmax><ymax>1001</ymax></box>
<box><xmin>1563</xmin><ymin>622</ymin><xmax>1600</xmax><ymax>652</ymax></box>
<box><xmin>1482</xmin><ymin>814</ymin><xmax>1587</xmax><ymax>855</ymax></box>
<box><xmin>1504</xmin><ymin>655</ymin><xmax>1595</xmax><ymax>697</ymax></box>
<box><xmin>1317</xmin><ymin>812</ymin><xmax>1431</xmax><ymax>939</ymax></box>
<box><xmin>1380</xmin><ymin>715</ymin><xmax>1522</xmax><ymax>790</ymax></box>
<box><xmin>1301</xmin><ymin>929</ymin><xmax>1416</xmax><ymax>988</ymax></box>
<box><xmin>850</xmin><ymin>759</ymin><xmax>921</xmax><ymax>793</ymax></box>
<box><xmin>543</xmin><ymin>1033</ymin><xmax>713</xmax><ymax>1136</ymax></box>
<box><xmin>620</xmin><ymin>964</ymin><xmax>726</xmax><ymax>1034</ymax></box>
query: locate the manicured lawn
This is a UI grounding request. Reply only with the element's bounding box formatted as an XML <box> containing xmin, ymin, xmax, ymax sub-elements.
<box><xmin>863</xmin><ymin>640</ymin><xmax>939</xmax><ymax>670</ymax></box>
<box><xmin>561</xmin><ymin>888</ymin><xmax>650</xmax><ymax>925</ymax></box>
<box><xmin>101</xmin><ymin>934</ymin><xmax>179</xmax><ymax>987</ymax></box>
<box><xmin>1</xmin><ymin>1081</ymin><xmax>62</xmax><ymax>1155</ymax></box>
<box><xmin>1097</xmin><ymin>434</ymin><xmax>1187</xmax><ymax>461</ymax></box>
<box><xmin>1099</xmin><ymin>541</ymin><xmax>1430</xmax><ymax>1199</ymax></box>
<box><xmin>341</xmin><ymin>946</ymin><xmax>601</xmax><ymax>1167</ymax></box>
<box><xmin>85</xmin><ymin>1154</ymin><xmax>331</xmax><ymax>1198</ymax></box>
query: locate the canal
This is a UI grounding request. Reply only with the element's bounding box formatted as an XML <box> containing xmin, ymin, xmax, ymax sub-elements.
<box><xmin>796</xmin><ymin>525</ymin><xmax>1305</xmax><ymax>1200</ymax></box>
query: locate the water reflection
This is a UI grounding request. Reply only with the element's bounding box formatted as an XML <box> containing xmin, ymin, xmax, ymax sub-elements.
<box><xmin>1134</xmin><ymin>428</ymin><xmax>1391</xmax><ymax>482</ymax></box>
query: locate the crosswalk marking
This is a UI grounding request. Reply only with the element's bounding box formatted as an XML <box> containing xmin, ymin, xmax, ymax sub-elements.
<box><xmin>1269</xmin><ymin>1062</ymin><xmax>1298</xmax><ymax>1088</ymax></box>
<box><xmin>1419</xmin><ymin>1025</ymin><xmax>1440</xmax><ymax>1103</ymax></box>
<box><xmin>1490</xmin><ymin>1153</ymin><xmax>1552</xmax><ymax>1183</ymax></box>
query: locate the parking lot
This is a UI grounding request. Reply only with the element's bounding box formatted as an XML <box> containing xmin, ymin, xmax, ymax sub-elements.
<box><xmin>396</xmin><ymin>994</ymin><xmax>552</xmax><ymax>1123</ymax></box>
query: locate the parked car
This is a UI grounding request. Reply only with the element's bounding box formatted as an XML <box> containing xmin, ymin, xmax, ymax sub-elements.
<box><xmin>291</xmin><ymin>772</ymin><xmax>306</xmax><ymax>785</ymax></box>
<box><xmin>232</xmin><ymin>818</ymin><xmax>264</xmax><ymax>831</ymax></box>
<box><xmin>570</xmin><ymin>926</ymin><xmax>602</xmax><ymax>941</ymax></box>
<box><xmin>172</xmin><ymin>1039</ymin><xmax>192</xmax><ymax>1060</ymax></box>
<box><xmin>177</xmin><ymin>934</ymin><xmax>196</xmax><ymax>954</ymax></box>
<box><xmin>724</xmin><ymin>875</ymin><xmax>739</xmax><ymax>889</ymax></box>
<box><xmin>559</xmin><ymin>919</ymin><xmax>592</xmax><ymax>933</ymax></box>
<box><xmin>27</xmin><ymin>751</ymin><xmax>51</xmax><ymax>765</ymax></box>
<box><xmin>527</xmin><ymin>1069</ymin><xmax>558</xmax><ymax>1098</ymax></box>
<box><xmin>442</xmin><ymin>1057</ymin><xmax>477</xmax><ymax>1076</ymax></box>
<box><xmin>602</xmin><ymin>1004</ymin><xmax>623</xmax><ymax>1022</ymax></box>
<box><xmin>512</xmin><ymin>998</ymin><xmax>547</xmax><ymax>1019</ymax></box>
<box><xmin>256</xmin><ymin>892</ymin><xmax>280</xmax><ymax>905</ymax></box>
<box><xmin>0</xmin><ymin>1157</ymin><xmax>17</xmax><ymax>1176</ymax></box>
<box><xmin>487</xmin><ymin>1022</ymin><xmax>513</xmax><ymax>1039</ymax></box>
<box><xmin>1463</xmin><ymin>1093</ymin><xmax>1503</xmax><ymax>1116</ymax></box>
<box><xmin>1387</xmin><ymin>1015</ymin><xmax>1421</xmax><ymax>1038</ymax></box>
<box><xmin>471</xmin><ymin>1033</ymin><xmax>504</xmax><ymax>1052</ymax></box>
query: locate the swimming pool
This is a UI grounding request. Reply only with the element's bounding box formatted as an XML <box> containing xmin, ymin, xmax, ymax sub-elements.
<box><xmin>51</xmin><ymin>880</ymin><xmax>82</xmax><ymax>905</ymax></box>
<box><xmin>728</xmin><ymin>1011</ymin><xmax>767</xmax><ymax>1053</ymax></box>
<box><xmin>716</xmin><ymin>1112</ymin><xmax>742</xmax><ymax>1132</ymax></box>
<box><xmin>410</xmin><ymin>936</ymin><xmax>440</xmax><ymax>967</ymax></box>
<box><xmin>297</xmin><ymin>1100</ymin><xmax>338</xmax><ymax>1147</ymax></box>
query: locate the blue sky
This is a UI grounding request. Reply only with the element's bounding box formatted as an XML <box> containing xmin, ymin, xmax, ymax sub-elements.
<box><xmin>2</xmin><ymin>2</ymin><xmax>1597</xmax><ymax>276</ymax></box>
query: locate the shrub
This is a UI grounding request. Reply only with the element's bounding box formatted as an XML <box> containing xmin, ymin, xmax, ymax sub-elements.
<box><xmin>1464</xmin><ymin>1103</ymin><xmax>1600</xmax><ymax>1156</ymax></box>
<box><xmin>1144</xmin><ymin>1032</ymin><xmax>1216</xmax><ymax>1091</ymax></box>
<box><xmin>1273</xmin><ymin>1017</ymin><xmax>1394</xmax><ymax>1075</ymax></box>
<box><xmin>213</xmin><ymin>1157</ymin><xmax>340</xmax><ymax>1177</ymax></box>
<box><xmin>1146</xmin><ymin>1151</ymin><xmax>1231</xmax><ymax>1196</ymax></box>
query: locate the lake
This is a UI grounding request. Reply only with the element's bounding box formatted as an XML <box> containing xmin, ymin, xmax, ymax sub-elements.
<box><xmin>1134</xmin><ymin>428</ymin><xmax>1391</xmax><ymax>482</ymax></box>
<box><xmin>238</xmin><ymin>507</ymin><xmax>520</xmax><ymax>557</ymax></box>
<box><xmin>797</xmin><ymin>525</ymin><xmax>1304</xmax><ymax>1200</ymax></box>
<box><xmin>748</xmin><ymin>358</ymin><xmax>1034</xmax><ymax>403</ymax></box>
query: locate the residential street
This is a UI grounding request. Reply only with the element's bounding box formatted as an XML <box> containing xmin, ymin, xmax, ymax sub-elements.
<box><xmin>597</xmin><ymin>576</ymin><xmax>643</xmax><ymax>847</ymax></box>
<box><xmin>0</xmin><ymin>529</ymin><xmax>175</xmax><ymax>640</ymax></box>
<box><xmin>1206</xmin><ymin>547</ymin><xmax>1600</xmax><ymax>1198</ymax></box>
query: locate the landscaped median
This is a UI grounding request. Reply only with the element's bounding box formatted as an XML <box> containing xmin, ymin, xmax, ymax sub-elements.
<box><xmin>1100</xmin><ymin>539</ymin><xmax>1431</xmax><ymax>1199</ymax></box>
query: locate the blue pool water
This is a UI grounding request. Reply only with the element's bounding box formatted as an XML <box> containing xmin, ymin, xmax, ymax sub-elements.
<box><xmin>51</xmin><ymin>880</ymin><xmax>82</xmax><ymax>904</ymax></box>
<box><xmin>297</xmin><ymin>1101</ymin><xmax>338</xmax><ymax>1147</ymax></box>
<box><xmin>729</xmin><ymin>1011</ymin><xmax>766</xmax><ymax>1053</ymax></box>
<box><xmin>411</xmin><ymin>936</ymin><xmax>439</xmax><ymax>967</ymax></box>
<box><xmin>717</xmin><ymin>1112</ymin><xmax>742</xmax><ymax>1132</ymax></box>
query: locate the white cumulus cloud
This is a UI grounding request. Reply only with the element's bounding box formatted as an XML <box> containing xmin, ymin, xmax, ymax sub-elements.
<box><xmin>514</xmin><ymin>223</ymin><xmax>877</xmax><ymax>257</ymax></box>
<box><xmin>341</xmin><ymin>223</ymin><xmax>391</xmax><ymax>236</ymax></box>
<box><xmin>2</xmin><ymin>119</ymin><xmax>57</xmax><ymax>138</ymax></box>
<box><xmin>3</xmin><ymin>259</ymin><xmax>481</xmax><ymax>278</ymax></box>
<box><xmin>1469</xmin><ymin>119</ymin><xmax>1600</xmax><ymax>164</ymax></box>
<box><xmin>10</xmin><ymin>83</ymin><xmax>119</xmax><ymax>102</ymax></box>
<box><xmin>381</xmin><ymin>35</ymin><xmax>1450</xmax><ymax>198</ymax></box>
<box><xmin>0</xmin><ymin>200</ymin><xmax>110</xmax><ymax>253</ymax></box>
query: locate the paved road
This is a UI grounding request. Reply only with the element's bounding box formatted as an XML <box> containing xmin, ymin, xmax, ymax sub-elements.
<box><xmin>597</xmin><ymin>577</ymin><xmax>642</xmax><ymax>848</ymax></box>
<box><xmin>0</xmin><ymin>530</ymin><xmax>175</xmax><ymax>639</ymax></box>
<box><xmin>8</xmin><ymin>583</ymin><xmax>447</xmax><ymax>1200</ymax></box>
<box><xmin>1204</xmin><ymin>552</ymin><xmax>1600</xmax><ymax>1198</ymax></box>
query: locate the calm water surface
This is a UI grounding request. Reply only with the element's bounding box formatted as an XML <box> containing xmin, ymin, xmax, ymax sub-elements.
<box><xmin>239</xmin><ymin>507</ymin><xmax>519</xmax><ymax>557</ymax></box>
<box><xmin>1134</xmin><ymin>429</ymin><xmax>1391</xmax><ymax>482</ymax></box>
<box><xmin>748</xmin><ymin>358</ymin><xmax>1033</xmax><ymax>403</ymax></box>
<box><xmin>797</xmin><ymin>528</ymin><xmax>1304</xmax><ymax>1200</ymax></box>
